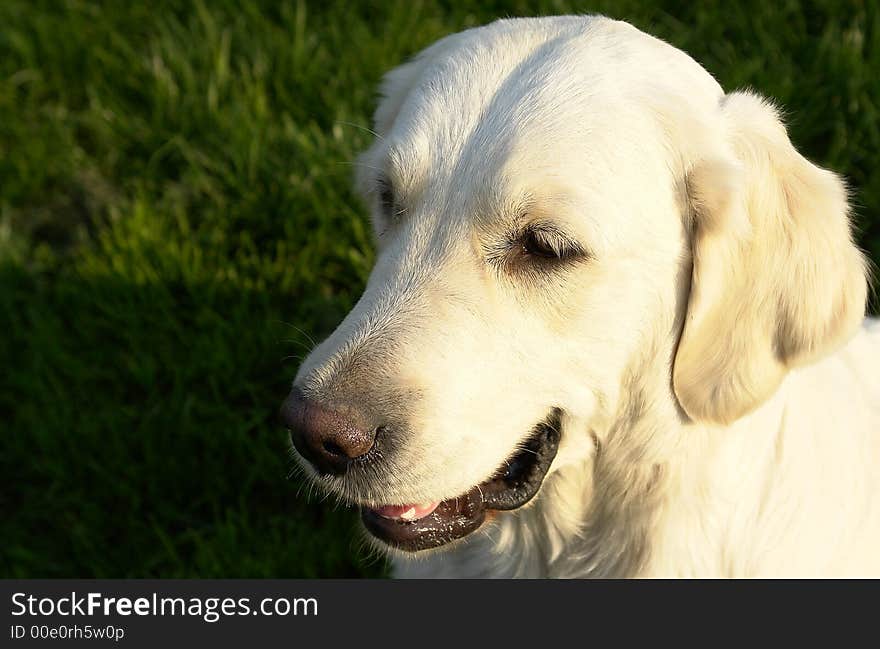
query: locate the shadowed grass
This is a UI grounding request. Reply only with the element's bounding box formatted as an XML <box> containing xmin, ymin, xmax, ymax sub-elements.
<box><xmin>1</xmin><ymin>0</ymin><xmax>878</xmax><ymax>577</ymax></box>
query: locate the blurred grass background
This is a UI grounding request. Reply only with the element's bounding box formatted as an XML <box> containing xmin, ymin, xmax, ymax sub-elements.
<box><xmin>1</xmin><ymin>0</ymin><xmax>878</xmax><ymax>577</ymax></box>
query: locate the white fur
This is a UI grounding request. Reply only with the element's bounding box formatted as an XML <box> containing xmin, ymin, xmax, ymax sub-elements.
<box><xmin>294</xmin><ymin>16</ymin><xmax>879</xmax><ymax>577</ymax></box>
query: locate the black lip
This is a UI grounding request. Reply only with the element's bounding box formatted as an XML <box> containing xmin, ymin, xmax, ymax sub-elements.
<box><xmin>361</xmin><ymin>410</ymin><xmax>562</xmax><ymax>552</ymax></box>
<box><xmin>361</xmin><ymin>490</ymin><xmax>486</xmax><ymax>552</ymax></box>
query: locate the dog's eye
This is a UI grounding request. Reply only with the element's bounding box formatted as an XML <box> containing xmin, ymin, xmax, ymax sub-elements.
<box><xmin>378</xmin><ymin>178</ymin><xmax>395</xmax><ymax>217</ymax></box>
<box><xmin>486</xmin><ymin>223</ymin><xmax>586</xmax><ymax>272</ymax></box>
<box><xmin>521</xmin><ymin>229</ymin><xmax>560</xmax><ymax>259</ymax></box>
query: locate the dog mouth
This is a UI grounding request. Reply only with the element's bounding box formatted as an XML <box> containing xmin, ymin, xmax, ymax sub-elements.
<box><xmin>361</xmin><ymin>410</ymin><xmax>562</xmax><ymax>552</ymax></box>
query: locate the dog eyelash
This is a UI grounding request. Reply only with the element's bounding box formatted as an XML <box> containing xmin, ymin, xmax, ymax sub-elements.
<box><xmin>376</xmin><ymin>177</ymin><xmax>395</xmax><ymax>218</ymax></box>
<box><xmin>517</xmin><ymin>224</ymin><xmax>586</xmax><ymax>262</ymax></box>
<box><xmin>483</xmin><ymin>224</ymin><xmax>587</xmax><ymax>274</ymax></box>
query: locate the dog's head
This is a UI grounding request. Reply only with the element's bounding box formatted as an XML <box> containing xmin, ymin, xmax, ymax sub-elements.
<box><xmin>282</xmin><ymin>16</ymin><xmax>868</xmax><ymax>553</ymax></box>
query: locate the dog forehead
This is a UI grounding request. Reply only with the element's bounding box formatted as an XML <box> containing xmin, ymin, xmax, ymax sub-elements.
<box><xmin>386</xmin><ymin>18</ymin><xmax>629</xmax><ymax>165</ymax></box>
<box><xmin>381</xmin><ymin>16</ymin><xmax>720</xmax><ymax>203</ymax></box>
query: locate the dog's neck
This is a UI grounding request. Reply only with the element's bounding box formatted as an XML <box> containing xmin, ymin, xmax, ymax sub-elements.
<box><xmin>479</xmin><ymin>341</ymin><xmax>876</xmax><ymax>578</ymax></box>
<box><xmin>394</xmin><ymin>326</ymin><xmax>880</xmax><ymax>578</ymax></box>
<box><xmin>519</xmin><ymin>350</ymin><xmax>699</xmax><ymax>578</ymax></box>
<box><xmin>392</xmin><ymin>342</ymin><xmax>702</xmax><ymax>578</ymax></box>
<box><xmin>393</xmin><ymin>340</ymin><xmax>796</xmax><ymax>578</ymax></box>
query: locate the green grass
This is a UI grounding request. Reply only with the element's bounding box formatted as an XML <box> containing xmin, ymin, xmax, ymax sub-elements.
<box><xmin>1</xmin><ymin>0</ymin><xmax>878</xmax><ymax>578</ymax></box>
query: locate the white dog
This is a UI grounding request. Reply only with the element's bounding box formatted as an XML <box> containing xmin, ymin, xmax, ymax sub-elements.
<box><xmin>282</xmin><ymin>15</ymin><xmax>879</xmax><ymax>577</ymax></box>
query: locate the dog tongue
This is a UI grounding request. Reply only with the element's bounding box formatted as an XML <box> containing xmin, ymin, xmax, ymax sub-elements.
<box><xmin>373</xmin><ymin>502</ymin><xmax>440</xmax><ymax>521</ymax></box>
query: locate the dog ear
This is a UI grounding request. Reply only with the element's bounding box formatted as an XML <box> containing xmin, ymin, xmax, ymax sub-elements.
<box><xmin>354</xmin><ymin>59</ymin><xmax>424</xmax><ymax>197</ymax></box>
<box><xmin>673</xmin><ymin>91</ymin><xmax>868</xmax><ymax>425</ymax></box>
<box><xmin>371</xmin><ymin>32</ymin><xmax>468</xmax><ymax>136</ymax></box>
<box><xmin>356</xmin><ymin>34</ymin><xmax>463</xmax><ymax>197</ymax></box>
<box><xmin>372</xmin><ymin>58</ymin><xmax>423</xmax><ymax>136</ymax></box>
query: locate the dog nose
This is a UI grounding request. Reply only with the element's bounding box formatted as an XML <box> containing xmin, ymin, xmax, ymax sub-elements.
<box><xmin>281</xmin><ymin>389</ymin><xmax>377</xmax><ymax>475</ymax></box>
